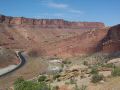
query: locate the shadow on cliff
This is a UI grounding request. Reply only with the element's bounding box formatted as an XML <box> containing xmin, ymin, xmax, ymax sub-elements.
<box><xmin>96</xmin><ymin>24</ymin><xmax>120</xmax><ymax>59</ymax></box>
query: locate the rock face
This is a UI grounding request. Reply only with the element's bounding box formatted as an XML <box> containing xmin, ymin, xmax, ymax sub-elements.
<box><xmin>0</xmin><ymin>15</ymin><xmax>119</xmax><ymax>58</ymax></box>
<box><xmin>101</xmin><ymin>24</ymin><xmax>120</xmax><ymax>52</ymax></box>
<box><xmin>0</xmin><ymin>15</ymin><xmax>105</xmax><ymax>29</ymax></box>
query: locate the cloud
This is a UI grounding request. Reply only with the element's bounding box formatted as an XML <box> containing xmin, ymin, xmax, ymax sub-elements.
<box><xmin>40</xmin><ymin>1</ymin><xmax>83</xmax><ymax>15</ymax></box>
<box><xmin>69</xmin><ymin>9</ymin><xmax>83</xmax><ymax>14</ymax></box>
<box><xmin>48</xmin><ymin>2</ymin><xmax>68</xmax><ymax>9</ymax></box>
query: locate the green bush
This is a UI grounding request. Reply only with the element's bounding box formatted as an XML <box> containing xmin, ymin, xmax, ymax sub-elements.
<box><xmin>14</xmin><ymin>78</ymin><xmax>50</xmax><ymax>90</ymax></box>
<box><xmin>14</xmin><ymin>77</ymin><xmax>24</xmax><ymax>85</ymax></box>
<box><xmin>91</xmin><ymin>74</ymin><xmax>104</xmax><ymax>83</ymax></box>
<box><xmin>112</xmin><ymin>67</ymin><xmax>120</xmax><ymax>76</ymax></box>
<box><xmin>52</xmin><ymin>86</ymin><xmax>59</xmax><ymax>90</ymax></box>
<box><xmin>53</xmin><ymin>74</ymin><xmax>60</xmax><ymax>80</ymax></box>
<box><xmin>83</xmin><ymin>61</ymin><xmax>88</xmax><ymax>66</ymax></box>
<box><xmin>70</xmin><ymin>78</ymin><xmax>76</xmax><ymax>84</ymax></box>
<box><xmin>38</xmin><ymin>75</ymin><xmax>47</xmax><ymax>82</ymax></box>
<box><xmin>62</xmin><ymin>61</ymin><xmax>71</xmax><ymax>64</ymax></box>
<box><xmin>102</xmin><ymin>63</ymin><xmax>115</xmax><ymax>68</ymax></box>
<box><xmin>90</xmin><ymin>67</ymin><xmax>98</xmax><ymax>74</ymax></box>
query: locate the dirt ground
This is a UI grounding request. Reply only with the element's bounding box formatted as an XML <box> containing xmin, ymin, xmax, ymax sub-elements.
<box><xmin>0</xmin><ymin>57</ymin><xmax>48</xmax><ymax>89</ymax></box>
<box><xmin>87</xmin><ymin>77</ymin><xmax>120</xmax><ymax>90</ymax></box>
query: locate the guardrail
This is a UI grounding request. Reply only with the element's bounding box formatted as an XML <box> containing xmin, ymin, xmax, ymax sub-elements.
<box><xmin>0</xmin><ymin>51</ymin><xmax>26</xmax><ymax>77</ymax></box>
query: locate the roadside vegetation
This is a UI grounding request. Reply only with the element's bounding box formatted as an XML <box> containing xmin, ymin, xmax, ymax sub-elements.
<box><xmin>14</xmin><ymin>77</ymin><xmax>50</xmax><ymax>90</ymax></box>
<box><xmin>12</xmin><ymin>52</ymin><xmax>120</xmax><ymax>90</ymax></box>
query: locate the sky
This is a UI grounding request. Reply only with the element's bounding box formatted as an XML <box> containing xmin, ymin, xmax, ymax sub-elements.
<box><xmin>0</xmin><ymin>0</ymin><xmax>120</xmax><ymax>26</ymax></box>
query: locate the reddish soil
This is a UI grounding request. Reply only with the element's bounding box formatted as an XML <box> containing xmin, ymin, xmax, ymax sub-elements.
<box><xmin>0</xmin><ymin>15</ymin><xmax>120</xmax><ymax>65</ymax></box>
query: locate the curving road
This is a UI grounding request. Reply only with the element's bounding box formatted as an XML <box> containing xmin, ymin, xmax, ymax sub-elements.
<box><xmin>0</xmin><ymin>51</ymin><xmax>26</xmax><ymax>77</ymax></box>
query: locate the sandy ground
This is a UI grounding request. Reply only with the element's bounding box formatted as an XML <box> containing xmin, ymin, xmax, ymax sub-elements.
<box><xmin>87</xmin><ymin>77</ymin><xmax>120</xmax><ymax>90</ymax></box>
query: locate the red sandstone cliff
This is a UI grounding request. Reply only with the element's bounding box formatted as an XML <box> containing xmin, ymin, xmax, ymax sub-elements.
<box><xmin>0</xmin><ymin>15</ymin><xmax>105</xmax><ymax>29</ymax></box>
<box><xmin>0</xmin><ymin>15</ymin><xmax>119</xmax><ymax>58</ymax></box>
<box><xmin>101</xmin><ymin>24</ymin><xmax>120</xmax><ymax>52</ymax></box>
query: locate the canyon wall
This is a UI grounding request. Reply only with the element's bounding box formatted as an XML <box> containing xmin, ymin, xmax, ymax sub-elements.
<box><xmin>0</xmin><ymin>15</ymin><xmax>120</xmax><ymax>58</ymax></box>
<box><xmin>101</xmin><ymin>24</ymin><xmax>120</xmax><ymax>52</ymax></box>
<box><xmin>0</xmin><ymin>15</ymin><xmax>105</xmax><ymax>29</ymax></box>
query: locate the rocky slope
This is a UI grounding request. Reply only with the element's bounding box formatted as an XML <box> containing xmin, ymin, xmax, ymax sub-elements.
<box><xmin>0</xmin><ymin>15</ymin><xmax>119</xmax><ymax>59</ymax></box>
<box><xmin>101</xmin><ymin>24</ymin><xmax>120</xmax><ymax>52</ymax></box>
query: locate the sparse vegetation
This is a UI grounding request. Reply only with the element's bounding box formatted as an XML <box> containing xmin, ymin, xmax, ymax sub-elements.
<box><xmin>14</xmin><ymin>77</ymin><xmax>24</xmax><ymax>85</ymax></box>
<box><xmin>52</xmin><ymin>86</ymin><xmax>59</xmax><ymax>90</ymax></box>
<box><xmin>91</xmin><ymin>74</ymin><xmax>104</xmax><ymax>83</ymax></box>
<box><xmin>38</xmin><ymin>75</ymin><xmax>47</xmax><ymax>82</ymax></box>
<box><xmin>74</xmin><ymin>84</ymin><xmax>87</xmax><ymax>90</ymax></box>
<box><xmin>112</xmin><ymin>67</ymin><xmax>120</xmax><ymax>76</ymax></box>
<box><xmin>28</xmin><ymin>49</ymin><xmax>39</xmax><ymax>57</ymax></box>
<box><xmin>90</xmin><ymin>67</ymin><xmax>98</xmax><ymax>74</ymax></box>
<box><xmin>102</xmin><ymin>63</ymin><xmax>115</xmax><ymax>68</ymax></box>
<box><xmin>62</xmin><ymin>60</ymin><xmax>71</xmax><ymax>64</ymax></box>
<box><xmin>70</xmin><ymin>78</ymin><xmax>76</xmax><ymax>84</ymax></box>
<box><xmin>83</xmin><ymin>61</ymin><xmax>88</xmax><ymax>66</ymax></box>
<box><xmin>14</xmin><ymin>77</ymin><xmax>50</xmax><ymax>90</ymax></box>
<box><xmin>53</xmin><ymin>74</ymin><xmax>60</xmax><ymax>80</ymax></box>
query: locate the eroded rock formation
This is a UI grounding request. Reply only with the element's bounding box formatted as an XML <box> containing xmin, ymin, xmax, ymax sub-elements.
<box><xmin>0</xmin><ymin>15</ymin><xmax>105</xmax><ymax>29</ymax></box>
<box><xmin>101</xmin><ymin>24</ymin><xmax>120</xmax><ymax>52</ymax></box>
<box><xmin>0</xmin><ymin>15</ymin><xmax>119</xmax><ymax>58</ymax></box>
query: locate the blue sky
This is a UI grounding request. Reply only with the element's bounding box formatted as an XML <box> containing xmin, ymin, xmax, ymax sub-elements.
<box><xmin>0</xmin><ymin>0</ymin><xmax>120</xmax><ymax>26</ymax></box>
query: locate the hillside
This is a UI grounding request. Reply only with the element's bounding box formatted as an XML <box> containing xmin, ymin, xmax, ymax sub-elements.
<box><xmin>0</xmin><ymin>48</ymin><xmax>18</xmax><ymax>68</ymax></box>
<box><xmin>0</xmin><ymin>15</ymin><xmax>119</xmax><ymax>59</ymax></box>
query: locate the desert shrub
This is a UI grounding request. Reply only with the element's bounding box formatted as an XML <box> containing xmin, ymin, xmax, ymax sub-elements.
<box><xmin>62</xmin><ymin>60</ymin><xmax>71</xmax><ymax>64</ymax></box>
<box><xmin>70</xmin><ymin>78</ymin><xmax>76</xmax><ymax>84</ymax></box>
<box><xmin>14</xmin><ymin>77</ymin><xmax>24</xmax><ymax>85</ymax></box>
<box><xmin>80</xmin><ymin>85</ymin><xmax>87</xmax><ymax>90</ymax></box>
<box><xmin>53</xmin><ymin>74</ymin><xmax>60</xmax><ymax>80</ymax></box>
<box><xmin>38</xmin><ymin>75</ymin><xmax>47</xmax><ymax>82</ymax></box>
<box><xmin>28</xmin><ymin>48</ymin><xmax>45</xmax><ymax>58</ymax></box>
<box><xmin>90</xmin><ymin>67</ymin><xmax>98</xmax><ymax>74</ymax></box>
<box><xmin>14</xmin><ymin>78</ymin><xmax>49</xmax><ymax>90</ymax></box>
<box><xmin>83</xmin><ymin>61</ymin><xmax>88</xmax><ymax>66</ymax></box>
<box><xmin>52</xmin><ymin>86</ymin><xmax>59</xmax><ymax>90</ymax></box>
<box><xmin>102</xmin><ymin>63</ymin><xmax>115</xmax><ymax>68</ymax></box>
<box><xmin>62</xmin><ymin>61</ymin><xmax>68</xmax><ymax>64</ymax></box>
<box><xmin>112</xmin><ymin>67</ymin><xmax>120</xmax><ymax>76</ymax></box>
<box><xmin>14</xmin><ymin>78</ymin><xmax>50</xmax><ymax>90</ymax></box>
<box><xmin>28</xmin><ymin>50</ymin><xmax>39</xmax><ymax>57</ymax></box>
<box><xmin>74</xmin><ymin>84</ymin><xmax>87</xmax><ymax>90</ymax></box>
<box><xmin>91</xmin><ymin>74</ymin><xmax>104</xmax><ymax>83</ymax></box>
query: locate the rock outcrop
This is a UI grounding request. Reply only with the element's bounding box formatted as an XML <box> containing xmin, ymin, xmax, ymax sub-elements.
<box><xmin>101</xmin><ymin>24</ymin><xmax>120</xmax><ymax>52</ymax></box>
<box><xmin>0</xmin><ymin>15</ymin><xmax>105</xmax><ymax>29</ymax></box>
